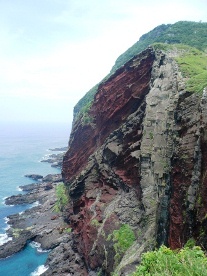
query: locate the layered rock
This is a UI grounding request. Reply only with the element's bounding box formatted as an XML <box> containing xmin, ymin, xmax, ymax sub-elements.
<box><xmin>62</xmin><ymin>47</ymin><xmax>207</xmax><ymax>275</ymax></box>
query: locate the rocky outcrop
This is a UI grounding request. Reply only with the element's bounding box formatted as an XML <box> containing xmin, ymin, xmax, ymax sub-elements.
<box><xmin>41</xmin><ymin>153</ymin><xmax>66</xmax><ymax>168</ymax></box>
<box><xmin>24</xmin><ymin>174</ymin><xmax>43</xmax><ymax>180</ymax></box>
<box><xmin>1</xmin><ymin>180</ymin><xmax>86</xmax><ymax>275</ymax></box>
<box><xmin>0</xmin><ymin>181</ymin><xmax>65</xmax><ymax>259</ymax></box>
<box><xmin>62</xmin><ymin>47</ymin><xmax>207</xmax><ymax>275</ymax></box>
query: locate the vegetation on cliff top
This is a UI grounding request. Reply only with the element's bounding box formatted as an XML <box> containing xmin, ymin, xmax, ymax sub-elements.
<box><xmin>73</xmin><ymin>84</ymin><xmax>98</xmax><ymax>122</ymax></box>
<box><xmin>153</xmin><ymin>43</ymin><xmax>207</xmax><ymax>94</ymax></box>
<box><xmin>112</xmin><ymin>21</ymin><xmax>207</xmax><ymax>73</ymax></box>
<box><xmin>73</xmin><ymin>21</ymin><xmax>207</xmax><ymax>122</ymax></box>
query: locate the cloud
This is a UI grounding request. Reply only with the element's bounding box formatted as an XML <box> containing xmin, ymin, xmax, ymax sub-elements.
<box><xmin>0</xmin><ymin>0</ymin><xmax>206</xmax><ymax>123</ymax></box>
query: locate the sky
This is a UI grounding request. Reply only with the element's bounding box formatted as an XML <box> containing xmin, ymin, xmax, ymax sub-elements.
<box><xmin>0</xmin><ymin>0</ymin><xmax>206</xmax><ymax>125</ymax></box>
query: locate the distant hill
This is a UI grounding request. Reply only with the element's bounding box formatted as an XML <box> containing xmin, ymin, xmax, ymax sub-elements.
<box><xmin>111</xmin><ymin>21</ymin><xmax>207</xmax><ymax>73</ymax></box>
<box><xmin>73</xmin><ymin>20</ymin><xmax>207</xmax><ymax>121</ymax></box>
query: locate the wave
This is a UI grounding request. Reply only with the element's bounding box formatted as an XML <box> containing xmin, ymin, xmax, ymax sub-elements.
<box><xmin>16</xmin><ymin>186</ymin><xmax>23</xmax><ymax>191</ymax></box>
<box><xmin>29</xmin><ymin>241</ymin><xmax>50</xmax><ymax>253</ymax></box>
<box><xmin>2</xmin><ymin>198</ymin><xmax>14</xmax><ymax>206</ymax></box>
<box><xmin>30</xmin><ymin>201</ymin><xmax>40</xmax><ymax>208</ymax></box>
<box><xmin>3</xmin><ymin>217</ymin><xmax>10</xmax><ymax>230</ymax></box>
<box><xmin>4</xmin><ymin>217</ymin><xmax>9</xmax><ymax>223</ymax></box>
<box><xmin>0</xmin><ymin>233</ymin><xmax>12</xmax><ymax>246</ymax></box>
<box><xmin>30</xmin><ymin>265</ymin><xmax>48</xmax><ymax>276</ymax></box>
<box><xmin>1</xmin><ymin>199</ymin><xmax>14</xmax><ymax>207</ymax></box>
<box><xmin>39</xmin><ymin>153</ymin><xmax>51</xmax><ymax>162</ymax></box>
<box><xmin>2</xmin><ymin>197</ymin><xmax>7</xmax><ymax>205</ymax></box>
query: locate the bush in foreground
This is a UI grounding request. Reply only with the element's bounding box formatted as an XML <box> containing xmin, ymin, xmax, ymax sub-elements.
<box><xmin>132</xmin><ymin>243</ymin><xmax>207</xmax><ymax>276</ymax></box>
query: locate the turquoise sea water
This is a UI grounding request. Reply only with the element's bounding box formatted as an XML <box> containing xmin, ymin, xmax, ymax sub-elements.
<box><xmin>0</xmin><ymin>122</ymin><xmax>70</xmax><ymax>275</ymax></box>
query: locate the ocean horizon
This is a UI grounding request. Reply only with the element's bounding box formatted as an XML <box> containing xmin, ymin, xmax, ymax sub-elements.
<box><xmin>0</xmin><ymin>121</ymin><xmax>70</xmax><ymax>275</ymax></box>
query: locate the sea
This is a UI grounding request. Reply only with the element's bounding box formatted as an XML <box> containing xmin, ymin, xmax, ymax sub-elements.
<box><xmin>0</xmin><ymin>121</ymin><xmax>71</xmax><ymax>276</ymax></box>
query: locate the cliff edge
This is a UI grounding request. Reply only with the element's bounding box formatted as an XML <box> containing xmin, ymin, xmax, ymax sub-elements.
<box><xmin>62</xmin><ymin>29</ymin><xmax>207</xmax><ymax>275</ymax></box>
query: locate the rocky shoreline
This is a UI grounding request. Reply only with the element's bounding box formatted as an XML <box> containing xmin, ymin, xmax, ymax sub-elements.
<box><xmin>0</xmin><ymin>175</ymin><xmax>88</xmax><ymax>275</ymax></box>
<box><xmin>40</xmin><ymin>147</ymin><xmax>68</xmax><ymax>169</ymax></box>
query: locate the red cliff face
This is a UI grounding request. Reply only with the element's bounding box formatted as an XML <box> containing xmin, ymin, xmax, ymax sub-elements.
<box><xmin>169</xmin><ymin>93</ymin><xmax>203</xmax><ymax>248</ymax></box>
<box><xmin>62</xmin><ymin>48</ymin><xmax>155</xmax><ymax>183</ymax></box>
<box><xmin>62</xmin><ymin>48</ymin><xmax>207</xmax><ymax>275</ymax></box>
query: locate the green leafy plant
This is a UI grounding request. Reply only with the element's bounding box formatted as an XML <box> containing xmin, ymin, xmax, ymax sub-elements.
<box><xmin>90</xmin><ymin>219</ymin><xmax>101</xmax><ymax>227</ymax></box>
<box><xmin>53</xmin><ymin>183</ymin><xmax>69</xmax><ymax>212</ymax></box>
<box><xmin>64</xmin><ymin>227</ymin><xmax>72</xmax><ymax>233</ymax></box>
<box><xmin>132</xmin><ymin>243</ymin><xmax>207</xmax><ymax>276</ymax></box>
<box><xmin>149</xmin><ymin>132</ymin><xmax>154</xmax><ymax>140</ymax></box>
<box><xmin>108</xmin><ymin>224</ymin><xmax>135</xmax><ymax>266</ymax></box>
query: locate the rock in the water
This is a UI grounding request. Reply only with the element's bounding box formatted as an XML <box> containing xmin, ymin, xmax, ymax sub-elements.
<box><xmin>24</xmin><ymin>174</ymin><xmax>43</xmax><ymax>180</ymax></box>
<box><xmin>42</xmin><ymin>174</ymin><xmax>62</xmax><ymax>183</ymax></box>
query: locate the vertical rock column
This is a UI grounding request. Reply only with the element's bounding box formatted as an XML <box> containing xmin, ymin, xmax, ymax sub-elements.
<box><xmin>140</xmin><ymin>50</ymin><xmax>180</xmax><ymax>246</ymax></box>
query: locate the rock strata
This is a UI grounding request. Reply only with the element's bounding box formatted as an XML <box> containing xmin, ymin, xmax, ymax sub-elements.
<box><xmin>62</xmin><ymin>47</ymin><xmax>207</xmax><ymax>275</ymax></box>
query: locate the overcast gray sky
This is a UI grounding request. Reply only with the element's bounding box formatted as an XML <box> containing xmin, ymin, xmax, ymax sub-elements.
<box><xmin>0</xmin><ymin>0</ymin><xmax>206</xmax><ymax>124</ymax></box>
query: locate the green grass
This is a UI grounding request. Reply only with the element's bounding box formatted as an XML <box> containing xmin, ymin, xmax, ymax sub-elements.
<box><xmin>73</xmin><ymin>84</ymin><xmax>98</xmax><ymax>122</ymax></box>
<box><xmin>174</xmin><ymin>46</ymin><xmax>207</xmax><ymax>93</ymax></box>
<box><xmin>153</xmin><ymin>43</ymin><xmax>207</xmax><ymax>94</ymax></box>
<box><xmin>131</xmin><ymin>243</ymin><xmax>207</xmax><ymax>276</ymax></box>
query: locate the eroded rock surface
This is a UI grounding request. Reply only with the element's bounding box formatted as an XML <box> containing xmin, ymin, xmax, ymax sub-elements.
<box><xmin>0</xmin><ymin>181</ymin><xmax>88</xmax><ymax>275</ymax></box>
<box><xmin>62</xmin><ymin>47</ymin><xmax>207</xmax><ymax>275</ymax></box>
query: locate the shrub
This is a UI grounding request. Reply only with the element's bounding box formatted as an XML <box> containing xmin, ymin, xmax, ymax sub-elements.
<box><xmin>64</xmin><ymin>227</ymin><xmax>72</xmax><ymax>233</ymax></box>
<box><xmin>132</xmin><ymin>244</ymin><xmax>207</xmax><ymax>276</ymax></box>
<box><xmin>90</xmin><ymin>219</ymin><xmax>101</xmax><ymax>227</ymax></box>
<box><xmin>53</xmin><ymin>183</ymin><xmax>69</xmax><ymax>212</ymax></box>
<box><xmin>108</xmin><ymin>224</ymin><xmax>135</xmax><ymax>266</ymax></box>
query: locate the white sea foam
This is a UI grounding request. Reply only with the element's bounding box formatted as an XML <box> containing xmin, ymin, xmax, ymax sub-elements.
<box><xmin>30</xmin><ymin>241</ymin><xmax>41</xmax><ymax>249</ymax></box>
<box><xmin>3</xmin><ymin>198</ymin><xmax>14</xmax><ymax>207</ymax></box>
<box><xmin>17</xmin><ymin>186</ymin><xmax>23</xmax><ymax>191</ymax></box>
<box><xmin>39</xmin><ymin>153</ymin><xmax>51</xmax><ymax>162</ymax></box>
<box><xmin>3</xmin><ymin>217</ymin><xmax>10</xmax><ymax>230</ymax></box>
<box><xmin>0</xmin><ymin>233</ymin><xmax>12</xmax><ymax>246</ymax></box>
<box><xmin>2</xmin><ymin>197</ymin><xmax>7</xmax><ymax>205</ymax></box>
<box><xmin>30</xmin><ymin>201</ymin><xmax>40</xmax><ymax>208</ymax></box>
<box><xmin>30</xmin><ymin>265</ymin><xmax>48</xmax><ymax>276</ymax></box>
<box><xmin>29</xmin><ymin>241</ymin><xmax>49</xmax><ymax>253</ymax></box>
<box><xmin>4</xmin><ymin>217</ymin><xmax>9</xmax><ymax>223</ymax></box>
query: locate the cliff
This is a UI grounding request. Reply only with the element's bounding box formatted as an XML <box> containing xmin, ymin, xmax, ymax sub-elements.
<box><xmin>62</xmin><ymin>26</ymin><xmax>207</xmax><ymax>275</ymax></box>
